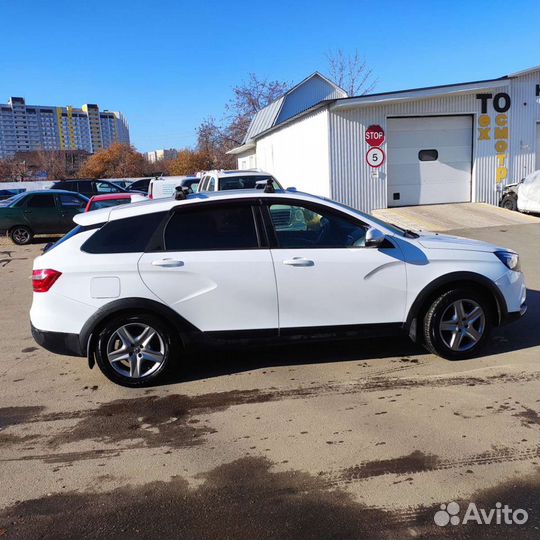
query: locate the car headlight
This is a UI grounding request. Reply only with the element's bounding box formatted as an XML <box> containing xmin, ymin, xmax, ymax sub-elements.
<box><xmin>495</xmin><ymin>251</ymin><xmax>520</xmax><ymax>271</ymax></box>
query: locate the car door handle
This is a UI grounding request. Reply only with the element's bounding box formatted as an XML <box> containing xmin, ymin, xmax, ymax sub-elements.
<box><xmin>151</xmin><ymin>258</ymin><xmax>184</xmax><ymax>267</ymax></box>
<box><xmin>283</xmin><ymin>257</ymin><xmax>314</xmax><ymax>267</ymax></box>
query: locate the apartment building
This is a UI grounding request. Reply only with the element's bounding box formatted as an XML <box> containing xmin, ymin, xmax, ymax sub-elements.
<box><xmin>144</xmin><ymin>148</ymin><xmax>178</xmax><ymax>163</ymax></box>
<box><xmin>0</xmin><ymin>97</ymin><xmax>130</xmax><ymax>158</ymax></box>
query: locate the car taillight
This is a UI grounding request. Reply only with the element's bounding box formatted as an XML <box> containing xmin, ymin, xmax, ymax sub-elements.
<box><xmin>32</xmin><ymin>269</ymin><xmax>62</xmax><ymax>292</ymax></box>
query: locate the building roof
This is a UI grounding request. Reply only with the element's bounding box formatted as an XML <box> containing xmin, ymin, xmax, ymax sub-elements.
<box><xmin>241</xmin><ymin>72</ymin><xmax>347</xmax><ymax>145</ymax></box>
<box><xmin>229</xmin><ymin>66</ymin><xmax>539</xmax><ymax>144</ymax></box>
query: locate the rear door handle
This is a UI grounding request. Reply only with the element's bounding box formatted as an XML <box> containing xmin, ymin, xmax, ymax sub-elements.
<box><xmin>283</xmin><ymin>257</ymin><xmax>314</xmax><ymax>267</ymax></box>
<box><xmin>151</xmin><ymin>258</ymin><xmax>184</xmax><ymax>268</ymax></box>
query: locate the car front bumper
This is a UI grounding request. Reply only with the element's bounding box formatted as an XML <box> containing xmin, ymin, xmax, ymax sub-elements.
<box><xmin>31</xmin><ymin>324</ymin><xmax>85</xmax><ymax>357</ymax></box>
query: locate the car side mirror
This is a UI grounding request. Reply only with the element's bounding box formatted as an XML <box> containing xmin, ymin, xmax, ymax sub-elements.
<box><xmin>365</xmin><ymin>227</ymin><xmax>385</xmax><ymax>248</ymax></box>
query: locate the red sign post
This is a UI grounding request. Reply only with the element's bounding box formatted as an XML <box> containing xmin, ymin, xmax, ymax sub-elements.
<box><xmin>365</xmin><ymin>125</ymin><xmax>385</xmax><ymax>147</ymax></box>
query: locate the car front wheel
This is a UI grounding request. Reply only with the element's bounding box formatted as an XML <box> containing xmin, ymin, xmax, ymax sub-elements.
<box><xmin>500</xmin><ymin>193</ymin><xmax>518</xmax><ymax>211</ymax></box>
<box><xmin>423</xmin><ymin>288</ymin><xmax>492</xmax><ymax>360</ymax></box>
<box><xmin>10</xmin><ymin>225</ymin><xmax>33</xmax><ymax>245</ymax></box>
<box><xmin>94</xmin><ymin>313</ymin><xmax>177</xmax><ymax>387</ymax></box>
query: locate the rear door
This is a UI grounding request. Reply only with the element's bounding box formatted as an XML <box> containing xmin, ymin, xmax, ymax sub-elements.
<box><xmin>138</xmin><ymin>201</ymin><xmax>278</xmax><ymax>332</ymax></box>
<box><xmin>23</xmin><ymin>193</ymin><xmax>61</xmax><ymax>233</ymax></box>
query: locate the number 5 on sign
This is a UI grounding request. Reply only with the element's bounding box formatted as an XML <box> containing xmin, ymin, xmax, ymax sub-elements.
<box><xmin>366</xmin><ymin>147</ymin><xmax>385</xmax><ymax>168</ymax></box>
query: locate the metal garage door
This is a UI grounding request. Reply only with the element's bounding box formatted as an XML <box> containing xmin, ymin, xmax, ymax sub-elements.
<box><xmin>387</xmin><ymin>116</ymin><xmax>472</xmax><ymax>207</ymax></box>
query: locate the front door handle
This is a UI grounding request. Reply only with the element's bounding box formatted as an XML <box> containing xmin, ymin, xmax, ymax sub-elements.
<box><xmin>151</xmin><ymin>258</ymin><xmax>184</xmax><ymax>268</ymax></box>
<box><xmin>283</xmin><ymin>257</ymin><xmax>314</xmax><ymax>267</ymax></box>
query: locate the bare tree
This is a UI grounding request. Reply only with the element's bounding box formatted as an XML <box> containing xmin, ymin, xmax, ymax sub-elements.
<box><xmin>327</xmin><ymin>49</ymin><xmax>376</xmax><ymax>96</ymax></box>
<box><xmin>224</xmin><ymin>74</ymin><xmax>290</xmax><ymax>145</ymax></box>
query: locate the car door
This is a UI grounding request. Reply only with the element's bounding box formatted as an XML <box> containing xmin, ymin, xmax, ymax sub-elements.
<box><xmin>138</xmin><ymin>201</ymin><xmax>278</xmax><ymax>333</ymax></box>
<box><xmin>56</xmin><ymin>193</ymin><xmax>87</xmax><ymax>231</ymax></box>
<box><xmin>22</xmin><ymin>193</ymin><xmax>61</xmax><ymax>233</ymax></box>
<box><xmin>264</xmin><ymin>199</ymin><xmax>407</xmax><ymax>329</ymax></box>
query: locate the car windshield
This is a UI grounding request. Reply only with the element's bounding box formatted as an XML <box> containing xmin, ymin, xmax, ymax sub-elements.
<box><xmin>327</xmin><ymin>199</ymin><xmax>414</xmax><ymax>237</ymax></box>
<box><xmin>219</xmin><ymin>175</ymin><xmax>281</xmax><ymax>191</ymax></box>
<box><xmin>90</xmin><ymin>198</ymin><xmax>131</xmax><ymax>211</ymax></box>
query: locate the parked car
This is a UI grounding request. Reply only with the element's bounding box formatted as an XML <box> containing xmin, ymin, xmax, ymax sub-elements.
<box><xmin>198</xmin><ymin>170</ymin><xmax>282</xmax><ymax>192</ymax></box>
<box><xmin>85</xmin><ymin>193</ymin><xmax>147</xmax><ymax>212</ymax></box>
<box><xmin>30</xmin><ymin>188</ymin><xmax>526</xmax><ymax>387</ymax></box>
<box><xmin>0</xmin><ymin>188</ymin><xmax>25</xmax><ymax>201</ymax></box>
<box><xmin>500</xmin><ymin>170</ymin><xmax>540</xmax><ymax>214</ymax></box>
<box><xmin>51</xmin><ymin>179</ymin><xmax>128</xmax><ymax>198</ymax></box>
<box><xmin>148</xmin><ymin>176</ymin><xmax>199</xmax><ymax>199</ymax></box>
<box><xmin>108</xmin><ymin>180</ymin><xmax>133</xmax><ymax>190</ymax></box>
<box><xmin>0</xmin><ymin>190</ymin><xmax>88</xmax><ymax>245</ymax></box>
<box><xmin>127</xmin><ymin>178</ymin><xmax>151</xmax><ymax>194</ymax></box>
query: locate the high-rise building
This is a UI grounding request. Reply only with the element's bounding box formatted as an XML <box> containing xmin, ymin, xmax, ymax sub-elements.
<box><xmin>0</xmin><ymin>97</ymin><xmax>129</xmax><ymax>158</ymax></box>
<box><xmin>144</xmin><ymin>149</ymin><xmax>178</xmax><ymax>163</ymax></box>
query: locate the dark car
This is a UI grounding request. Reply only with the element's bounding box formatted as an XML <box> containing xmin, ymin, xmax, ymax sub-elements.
<box><xmin>0</xmin><ymin>190</ymin><xmax>88</xmax><ymax>245</ymax></box>
<box><xmin>127</xmin><ymin>178</ymin><xmax>151</xmax><ymax>193</ymax></box>
<box><xmin>51</xmin><ymin>179</ymin><xmax>128</xmax><ymax>197</ymax></box>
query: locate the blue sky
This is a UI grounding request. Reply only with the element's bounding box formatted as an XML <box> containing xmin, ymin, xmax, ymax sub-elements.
<box><xmin>1</xmin><ymin>0</ymin><xmax>538</xmax><ymax>152</ymax></box>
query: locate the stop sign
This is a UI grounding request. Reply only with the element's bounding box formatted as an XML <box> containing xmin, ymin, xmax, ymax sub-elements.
<box><xmin>365</xmin><ymin>125</ymin><xmax>385</xmax><ymax>147</ymax></box>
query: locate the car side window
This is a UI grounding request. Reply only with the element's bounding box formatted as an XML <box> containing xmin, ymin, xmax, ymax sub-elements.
<box><xmin>268</xmin><ymin>203</ymin><xmax>368</xmax><ymax>249</ymax></box>
<box><xmin>95</xmin><ymin>182</ymin><xmax>120</xmax><ymax>194</ymax></box>
<box><xmin>164</xmin><ymin>204</ymin><xmax>259</xmax><ymax>251</ymax></box>
<box><xmin>82</xmin><ymin>212</ymin><xmax>167</xmax><ymax>254</ymax></box>
<box><xmin>58</xmin><ymin>194</ymin><xmax>85</xmax><ymax>208</ymax></box>
<box><xmin>26</xmin><ymin>194</ymin><xmax>56</xmax><ymax>208</ymax></box>
<box><xmin>207</xmin><ymin>177</ymin><xmax>216</xmax><ymax>191</ymax></box>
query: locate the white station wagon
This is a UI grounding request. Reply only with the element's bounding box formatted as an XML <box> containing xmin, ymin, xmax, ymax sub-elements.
<box><xmin>30</xmin><ymin>188</ymin><xmax>526</xmax><ymax>386</ymax></box>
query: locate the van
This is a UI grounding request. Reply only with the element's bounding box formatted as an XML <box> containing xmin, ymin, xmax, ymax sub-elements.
<box><xmin>148</xmin><ymin>176</ymin><xmax>200</xmax><ymax>200</ymax></box>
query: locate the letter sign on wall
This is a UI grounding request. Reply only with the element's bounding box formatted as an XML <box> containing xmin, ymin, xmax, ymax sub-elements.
<box><xmin>365</xmin><ymin>125</ymin><xmax>385</xmax><ymax>147</ymax></box>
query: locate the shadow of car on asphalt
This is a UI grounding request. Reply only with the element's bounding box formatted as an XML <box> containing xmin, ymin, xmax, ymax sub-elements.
<box><xmin>168</xmin><ymin>289</ymin><xmax>539</xmax><ymax>385</ymax></box>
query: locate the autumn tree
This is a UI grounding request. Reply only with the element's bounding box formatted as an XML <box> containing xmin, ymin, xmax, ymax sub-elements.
<box><xmin>79</xmin><ymin>143</ymin><xmax>147</xmax><ymax>179</ymax></box>
<box><xmin>327</xmin><ymin>49</ymin><xmax>376</xmax><ymax>96</ymax></box>
<box><xmin>168</xmin><ymin>149</ymin><xmax>214</xmax><ymax>176</ymax></box>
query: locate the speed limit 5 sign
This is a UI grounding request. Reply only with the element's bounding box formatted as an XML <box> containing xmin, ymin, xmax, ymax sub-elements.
<box><xmin>366</xmin><ymin>147</ymin><xmax>385</xmax><ymax>168</ymax></box>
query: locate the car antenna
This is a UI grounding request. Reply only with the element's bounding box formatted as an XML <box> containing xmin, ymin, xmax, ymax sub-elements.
<box><xmin>263</xmin><ymin>179</ymin><xmax>275</xmax><ymax>193</ymax></box>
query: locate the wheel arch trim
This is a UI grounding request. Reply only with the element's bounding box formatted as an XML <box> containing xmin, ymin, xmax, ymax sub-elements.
<box><xmin>80</xmin><ymin>297</ymin><xmax>200</xmax><ymax>368</ymax></box>
<box><xmin>406</xmin><ymin>271</ymin><xmax>508</xmax><ymax>341</ymax></box>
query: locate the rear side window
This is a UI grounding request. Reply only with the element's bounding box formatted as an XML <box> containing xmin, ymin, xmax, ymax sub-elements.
<box><xmin>164</xmin><ymin>204</ymin><xmax>259</xmax><ymax>251</ymax></box>
<box><xmin>82</xmin><ymin>212</ymin><xmax>166</xmax><ymax>254</ymax></box>
<box><xmin>26</xmin><ymin>194</ymin><xmax>56</xmax><ymax>208</ymax></box>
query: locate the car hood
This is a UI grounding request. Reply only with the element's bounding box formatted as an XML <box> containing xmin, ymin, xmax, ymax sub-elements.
<box><xmin>416</xmin><ymin>232</ymin><xmax>505</xmax><ymax>252</ymax></box>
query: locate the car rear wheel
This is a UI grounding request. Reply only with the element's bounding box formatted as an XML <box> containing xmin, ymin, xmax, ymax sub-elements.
<box><xmin>9</xmin><ymin>225</ymin><xmax>33</xmax><ymax>245</ymax></box>
<box><xmin>94</xmin><ymin>313</ymin><xmax>177</xmax><ymax>387</ymax></box>
<box><xmin>500</xmin><ymin>193</ymin><xmax>518</xmax><ymax>211</ymax></box>
<box><xmin>423</xmin><ymin>288</ymin><xmax>492</xmax><ymax>360</ymax></box>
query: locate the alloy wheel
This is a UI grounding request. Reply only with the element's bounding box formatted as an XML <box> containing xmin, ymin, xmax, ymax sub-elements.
<box><xmin>438</xmin><ymin>299</ymin><xmax>486</xmax><ymax>352</ymax></box>
<box><xmin>13</xmin><ymin>227</ymin><xmax>30</xmax><ymax>244</ymax></box>
<box><xmin>106</xmin><ymin>323</ymin><xmax>166</xmax><ymax>379</ymax></box>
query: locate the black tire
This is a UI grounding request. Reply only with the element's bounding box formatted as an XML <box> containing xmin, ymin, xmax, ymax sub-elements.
<box><xmin>9</xmin><ymin>225</ymin><xmax>33</xmax><ymax>245</ymax></box>
<box><xmin>94</xmin><ymin>312</ymin><xmax>178</xmax><ymax>387</ymax></box>
<box><xmin>423</xmin><ymin>288</ymin><xmax>492</xmax><ymax>360</ymax></box>
<box><xmin>500</xmin><ymin>193</ymin><xmax>518</xmax><ymax>211</ymax></box>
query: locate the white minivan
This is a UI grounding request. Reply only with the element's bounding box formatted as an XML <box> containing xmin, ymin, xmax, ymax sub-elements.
<box><xmin>148</xmin><ymin>176</ymin><xmax>200</xmax><ymax>200</ymax></box>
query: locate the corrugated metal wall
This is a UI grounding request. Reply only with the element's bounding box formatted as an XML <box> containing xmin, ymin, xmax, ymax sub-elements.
<box><xmin>329</xmin><ymin>71</ymin><xmax>539</xmax><ymax>213</ymax></box>
<box><xmin>256</xmin><ymin>108</ymin><xmax>331</xmax><ymax>196</ymax></box>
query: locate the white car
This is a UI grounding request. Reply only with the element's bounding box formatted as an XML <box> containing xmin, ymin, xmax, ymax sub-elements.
<box><xmin>30</xmin><ymin>189</ymin><xmax>527</xmax><ymax>387</ymax></box>
<box><xmin>500</xmin><ymin>170</ymin><xmax>540</xmax><ymax>214</ymax></box>
<box><xmin>198</xmin><ymin>169</ymin><xmax>282</xmax><ymax>192</ymax></box>
<box><xmin>148</xmin><ymin>176</ymin><xmax>200</xmax><ymax>200</ymax></box>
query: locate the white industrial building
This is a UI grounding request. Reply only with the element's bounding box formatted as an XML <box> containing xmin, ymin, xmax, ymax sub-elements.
<box><xmin>229</xmin><ymin>68</ymin><xmax>540</xmax><ymax>212</ymax></box>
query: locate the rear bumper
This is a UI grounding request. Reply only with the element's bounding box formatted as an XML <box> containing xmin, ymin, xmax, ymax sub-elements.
<box><xmin>31</xmin><ymin>324</ymin><xmax>84</xmax><ymax>357</ymax></box>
